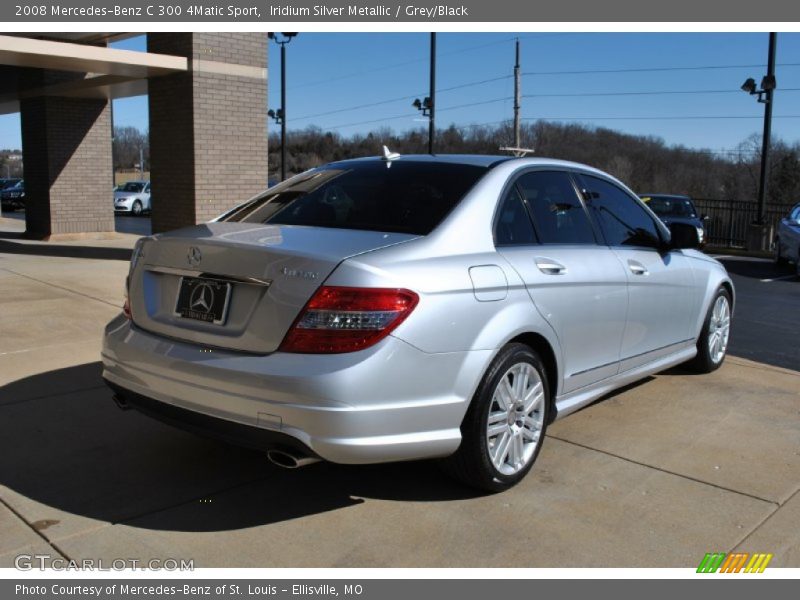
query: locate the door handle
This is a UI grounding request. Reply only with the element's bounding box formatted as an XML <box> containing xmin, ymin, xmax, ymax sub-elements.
<box><xmin>535</xmin><ymin>257</ymin><xmax>567</xmax><ymax>275</ymax></box>
<box><xmin>628</xmin><ymin>260</ymin><xmax>648</xmax><ymax>276</ymax></box>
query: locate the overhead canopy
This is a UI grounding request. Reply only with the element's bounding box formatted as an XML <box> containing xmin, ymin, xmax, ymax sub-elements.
<box><xmin>0</xmin><ymin>34</ymin><xmax>186</xmax><ymax>114</ymax></box>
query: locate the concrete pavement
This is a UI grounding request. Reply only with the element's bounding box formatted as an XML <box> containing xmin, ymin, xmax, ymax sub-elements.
<box><xmin>0</xmin><ymin>232</ymin><xmax>798</xmax><ymax>568</ymax></box>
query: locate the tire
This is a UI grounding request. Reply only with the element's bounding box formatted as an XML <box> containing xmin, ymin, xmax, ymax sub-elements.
<box><xmin>440</xmin><ymin>343</ymin><xmax>550</xmax><ymax>493</ymax></box>
<box><xmin>132</xmin><ymin>200</ymin><xmax>143</xmax><ymax>216</ymax></box>
<box><xmin>796</xmin><ymin>253</ymin><xmax>800</xmax><ymax>280</ymax></box>
<box><xmin>774</xmin><ymin>239</ymin><xmax>788</xmax><ymax>266</ymax></box>
<box><xmin>688</xmin><ymin>287</ymin><xmax>732</xmax><ymax>373</ymax></box>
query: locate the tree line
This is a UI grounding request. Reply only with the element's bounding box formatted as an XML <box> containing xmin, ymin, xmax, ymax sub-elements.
<box><xmin>269</xmin><ymin>121</ymin><xmax>800</xmax><ymax>206</ymax></box>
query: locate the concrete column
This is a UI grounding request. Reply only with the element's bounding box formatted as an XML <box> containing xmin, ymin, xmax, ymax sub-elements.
<box><xmin>20</xmin><ymin>93</ymin><xmax>114</xmax><ymax>238</ymax></box>
<box><xmin>148</xmin><ymin>33</ymin><xmax>268</xmax><ymax>233</ymax></box>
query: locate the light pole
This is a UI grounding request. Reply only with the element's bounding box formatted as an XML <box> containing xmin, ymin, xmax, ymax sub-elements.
<box><xmin>741</xmin><ymin>32</ymin><xmax>777</xmax><ymax>250</ymax></box>
<box><xmin>268</xmin><ymin>32</ymin><xmax>297</xmax><ymax>181</ymax></box>
<box><xmin>412</xmin><ymin>33</ymin><xmax>437</xmax><ymax>154</ymax></box>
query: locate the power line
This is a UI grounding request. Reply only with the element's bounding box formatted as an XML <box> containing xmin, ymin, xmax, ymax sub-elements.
<box><xmin>522</xmin><ymin>62</ymin><xmax>800</xmax><ymax>77</ymax></box>
<box><xmin>287</xmin><ymin>36</ymin><xmax>520</xmax><ymax>91</ymax></box>
<box><xmin>523</xmin><ymin>88</ymin><xmax>800</xmax><ymax>99</ymax></box>
<box><xmin>521</xmin><ymin>115</ymin><xmax>800</xmax><ymax>121</ymax></box>
<box><xmin>293</xmin><ymin>74</ymin><xmax>512</xmax><ymax>121</ymax></box>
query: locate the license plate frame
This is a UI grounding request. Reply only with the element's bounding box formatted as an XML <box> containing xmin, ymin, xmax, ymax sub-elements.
<box><xmin>174</xmin><ymin>276</ymin><xmax>232</xmax><ymax>325</ymax></box>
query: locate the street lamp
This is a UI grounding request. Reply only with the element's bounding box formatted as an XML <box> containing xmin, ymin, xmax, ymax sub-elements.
<box><xmin>741</xmin><ymin>32</ymin><xmax>777</xmax><ymax>250</ymax></box>
<box><xmin>268</xmin><ymin>32</ymin><xmax>298</xmax><ymax>181</ymax></box>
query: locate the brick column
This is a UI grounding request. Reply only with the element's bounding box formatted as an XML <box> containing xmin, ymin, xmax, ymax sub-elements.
<box><xmin>148</xmin><ymin>33</ymin><xmax>268</xmax><ymax>233</ymax></box>
<box><xmin>20</xmin><ymin>93</ymin><xmax>114</xmax><ymax>238</ymax></box>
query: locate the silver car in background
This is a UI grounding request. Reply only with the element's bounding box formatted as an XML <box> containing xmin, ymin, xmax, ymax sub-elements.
<box><xmin>775</xmin><ymin>202</ymin><xmax>800</xmax><ymax>278</ymax></box>
<box><xmin>114</xmin><ymin>180</ymin><xmax>151</xmax><ymax>216</ymax></box>
<box><xmin>103</xmin><ymin>155</ymin><xmax>734</xmax><ymax>491</ymax></box>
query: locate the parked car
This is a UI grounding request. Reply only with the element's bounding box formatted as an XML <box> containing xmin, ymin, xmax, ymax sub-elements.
<box><xmin>774</xmin><ymin>201</ymin><xmax>800</xmax><ymax>278</ymax></box>
<box><xmin>103</xmin><ymin>155</ymin><xmax>734</xmax><ymax>492</ymax></box>
<box><xmin>114</xmin><ymin>180</ymin><xmax>151</xmax><ymax>216</ymax></box>
<box><xmin>639</xmin><ymin>194</ymin><xmax>707</xmax><ymax>247</ymax></box>
<box><xmin>1</xmin><ymin>178</ymin><xmax>22</xmax><ymax>190</ymax></box>
<box><xmin>1</xmin><ymin>180</ymin><xmax>25</xmax><ymax>211</ymax></box>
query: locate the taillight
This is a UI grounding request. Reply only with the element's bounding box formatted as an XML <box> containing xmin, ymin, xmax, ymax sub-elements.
<box><xmin>279</xmin><ymin>286</ymin><xmax>419</xmax><ymax>354</ymax></box>
<box><xmin>122</xmin><ymin>275</ymin><xmax>131</xmax><ymax>319</ymax></box>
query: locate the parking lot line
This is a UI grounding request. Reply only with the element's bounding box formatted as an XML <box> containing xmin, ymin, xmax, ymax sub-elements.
<box><xmin>760</xmin><ymin>275</ymin><xmax>797</xmax><ymax>283</ymax></box>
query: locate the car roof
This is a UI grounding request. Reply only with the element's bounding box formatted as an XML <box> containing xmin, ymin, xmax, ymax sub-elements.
<box><xmin>324</xmin><ymin>154</ymin><xmax>609</xmax><ymax>172</ymax></box>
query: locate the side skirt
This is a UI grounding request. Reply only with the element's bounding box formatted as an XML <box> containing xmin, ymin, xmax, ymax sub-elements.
<box><xmin>553</xmin><ymin>343</ymin><xmax>697</xmax><ymax>420</ymax></box>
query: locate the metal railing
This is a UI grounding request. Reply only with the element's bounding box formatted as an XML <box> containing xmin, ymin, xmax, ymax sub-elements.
<box><xmin>692</xmin><ymin>198</ymin><xmax>793</xmax><ymax>248</ymax></box>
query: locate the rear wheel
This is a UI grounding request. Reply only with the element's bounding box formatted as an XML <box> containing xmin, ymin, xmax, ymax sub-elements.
<box><xmin>688</xmin><ymin>288</ymin><xmax>731</xmax><ymax>373</ymax></box>
<box><xmin>132</xmin><ymin>200</ymin><xmax>143</xmax><ymax>216</ymax></box>
<box><xmin>440</xmin><ymin>343</ymin><xmax>549</xmax><ymax>493</ymax></box>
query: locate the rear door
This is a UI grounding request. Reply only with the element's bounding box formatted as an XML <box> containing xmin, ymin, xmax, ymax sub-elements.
<box><xmin>577</xmin><ymin>174</ymin><xmax>698</xmax><ymax>372</ymax></box>
<box><xmin>496</xmin><ymin>170</ymin><xmax>628</xmax><ymax>394</ymax></box>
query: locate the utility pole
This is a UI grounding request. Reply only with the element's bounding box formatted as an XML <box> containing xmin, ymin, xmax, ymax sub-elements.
<box><xmin>428</xmin><ymin>32</ymin><xmax>436</xmax><ymax>154</ymax></box>
<box><xmin>756</xmin><ymin>32</ymin><xmax>777</xmax><ymax>227</ymax></box>
<box><xmin>514</xmin><ymin>38</ymin><xmax>521</xmax><ymax>149</ymax></box>
<box><xmin>268</xmin><ymin>32</ymin><xmax>297</xmax><ymax>181</ymax></box>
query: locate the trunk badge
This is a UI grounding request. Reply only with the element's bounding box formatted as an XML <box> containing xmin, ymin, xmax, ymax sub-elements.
<box><xmin>188</xmin><ymin>246</ymin><xmax>202</xmax><ymax>266</ymax></box>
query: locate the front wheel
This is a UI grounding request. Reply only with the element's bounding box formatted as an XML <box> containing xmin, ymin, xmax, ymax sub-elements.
<box><xmin>688</xmin><ymin>288</ymin><xmax>732</xmax><ymax>373</ymax></box>
<box><xmin>131</xmin><ymin>200</ymin><xmax>143</xmax><ymax>216</ymax></box>
<box><xmin>440</xmin><ymin>343</ymin><xmax>549</xmax><ymax>493</ymax></box>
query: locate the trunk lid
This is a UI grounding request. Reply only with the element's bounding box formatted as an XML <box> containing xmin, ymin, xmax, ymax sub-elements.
<box><xmin>128</xmin><ymin>222</ymin><xmax>417</xmax><ymax>353</ymax></box>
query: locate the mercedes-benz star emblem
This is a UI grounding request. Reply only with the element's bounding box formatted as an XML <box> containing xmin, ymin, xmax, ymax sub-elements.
<box><xmin>189</xmin><ymin>282</ymin><xmax>215</xmax><ymax>313</ymax></box>
<box><xmin>187</xmin><ymin>246</ymin><xmax>202</xmax><ymax>266</ymax></box>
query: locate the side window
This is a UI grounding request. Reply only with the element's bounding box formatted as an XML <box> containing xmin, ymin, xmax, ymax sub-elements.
<box><xmin>145</xmin><ymin>184</ymin><xmax>151</xmax><ymax>193</ymax></box>
<box><xmin>516</xmin><ymin>171</ymin><xmax>596</xmax><ymax>244</ymax></box>
<box><xmin>581</xmin><ymin>175</ymin><xmax>661</xmax><ymax>248</ymax></box>
<box><xmin>494</xmin><ymin>186</ymin><xmax>537</xmax><ymax>246</ymax></box>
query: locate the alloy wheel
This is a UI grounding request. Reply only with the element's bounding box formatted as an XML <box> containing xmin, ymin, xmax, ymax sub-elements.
<box><xmin>486</xmin><ymin>362</ymin><xmax>545</xmax><ymax>476</ymax></box>
<box><xmin>708</xmin><ymin>295</ymin><xmax>731</xmax><ymax>364</ymax></box>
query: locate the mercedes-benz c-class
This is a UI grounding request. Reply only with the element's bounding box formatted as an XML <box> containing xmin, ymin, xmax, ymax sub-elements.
<box><xmin>102</xmin><ymin>155</ymin><xmax>734</xmax><ymax>491</ymax></box>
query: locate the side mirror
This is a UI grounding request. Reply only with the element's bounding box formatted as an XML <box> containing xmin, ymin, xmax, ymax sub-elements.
<box><xmin>669</xmin><ymin>222</ymin><xmax>701</xmax><ymax>250</ymax></box>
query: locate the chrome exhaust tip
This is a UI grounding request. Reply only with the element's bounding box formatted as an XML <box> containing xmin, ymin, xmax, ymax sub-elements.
<box><xmin>266</xmin><ymin>448</ymin><xmax>320</xmax><ymax>469</ymax></box>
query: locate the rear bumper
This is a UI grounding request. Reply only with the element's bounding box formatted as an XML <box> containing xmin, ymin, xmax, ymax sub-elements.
<box><xmin>105</xmin><ymin>379</ymin><xmax>316</xmax><ymax>456</ymax></box>
<box><xmin>101</xmin><ymin>315</ymin><xmax>493</xmax><ymax>464</ymax></box>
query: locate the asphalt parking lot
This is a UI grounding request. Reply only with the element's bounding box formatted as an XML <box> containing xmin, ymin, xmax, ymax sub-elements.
<box><xmin>0</xmin><ymin>227</ymin><xmax>798</xmax><ymax>568</ymax></box>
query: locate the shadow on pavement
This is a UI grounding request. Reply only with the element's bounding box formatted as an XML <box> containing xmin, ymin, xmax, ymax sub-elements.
<box><xmin>0</xmin><ymin>238</ymin><xmax>132</xmax><ymax>261</ymax></box>
<box><xmin>0</xmin><ymin>362</ymin><xmax>484</xmax><ymax>534</ymax></box>
<box><xmin>717</xmin><ymin>256</ymin><xmax>792</xmax><ymax>280</ymax></box>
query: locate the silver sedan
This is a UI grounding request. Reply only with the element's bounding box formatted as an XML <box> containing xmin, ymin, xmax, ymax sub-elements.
<box><xmin>102</xmin><ymin>155</ymin><xmax>734</xmax><ymax>491</ymax></box>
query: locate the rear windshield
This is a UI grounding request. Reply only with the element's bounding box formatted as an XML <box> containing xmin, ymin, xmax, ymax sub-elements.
<box><xmin>642</xmin><ymin>196</ymin><xmax>697</xmax><ymax>218</ymax></box>
<box><xmin>220</xmin><ymin>161</ymin><xmax>489</xmax><ymax>235</ymax></box>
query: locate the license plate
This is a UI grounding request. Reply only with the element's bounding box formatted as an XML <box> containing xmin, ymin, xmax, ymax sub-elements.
<box><xmin>174</xmin><ymin>277</ymin><xmax>232</xmax><ymax>325</ymax></box>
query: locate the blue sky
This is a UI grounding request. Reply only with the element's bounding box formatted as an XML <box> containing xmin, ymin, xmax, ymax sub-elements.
<box><xmin>1</xmin><ymin>32</ymin><xmax>799</xmax><ymax>155</ymax></box>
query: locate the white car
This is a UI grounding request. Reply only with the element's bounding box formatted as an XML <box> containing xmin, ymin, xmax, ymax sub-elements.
<box><xmin>774</xmin><ymin>202</ymin><xmax>800</xmax><ymax>278</ymax></box>
<box><xmin>114</xmin><ymin>181</ymin><xmax>151</xmax><ymax>216</ymax></box>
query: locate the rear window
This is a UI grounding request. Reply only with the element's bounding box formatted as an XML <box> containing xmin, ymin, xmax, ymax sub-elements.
<box><xmin>220</xmin><ymin>161</ymin><xmax>489</xmax><ymax>235</ymax></box>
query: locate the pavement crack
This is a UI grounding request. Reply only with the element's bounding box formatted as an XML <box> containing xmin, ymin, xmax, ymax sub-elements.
<box><xmin>113</xmin><ymin>475</ymin><xmax>271</xmax><ymax>527</ymax></box>
<box><xmin>730</xmin><ymin>487</ymin><xmax>800</xmax><ymax>553</ymax></box>
<box><xmin>0</xmin><ymin>267</ymin><xmax>120</xmax><ymax>309</ymax></box>
<box><xmin>548</xmin><ymin>434</ymin><xmax>779</xmax><ymax>506</ymax></box>
<box><xmin>0</xmin><ymin>495</ymin><xmax>71</xmax><ymax>562</ymax></box>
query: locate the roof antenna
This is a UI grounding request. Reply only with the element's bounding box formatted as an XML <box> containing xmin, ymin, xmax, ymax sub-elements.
<box><xmin>499</xmin><ymin>146</ymin><xmax>535</xmax><ymax>157</ymax></box>
<box><xmin>382</xmin><ymin>145</ymin><xmax>401</xmax><ymax>168</ymax></box>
